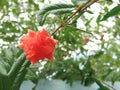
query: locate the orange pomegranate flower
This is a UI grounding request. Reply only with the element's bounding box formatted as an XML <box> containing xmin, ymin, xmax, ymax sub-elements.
<box><xmin>19</xmin><ymin>28</ymin><xmax>57</xmax><ymax>65</ymax></box>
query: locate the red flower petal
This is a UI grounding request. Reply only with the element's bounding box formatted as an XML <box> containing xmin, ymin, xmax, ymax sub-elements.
<box><xmin>40</xmin><ymin>28</ymin><xmax>50</xmax><ymax>37</ymax></box>
<box><xmin>28</xmin><ymin>30</ymin><xmax>36</xmax><ymax>37</ymax></box>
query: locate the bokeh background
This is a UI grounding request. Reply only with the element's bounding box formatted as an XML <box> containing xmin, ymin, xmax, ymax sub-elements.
<box><xmin>0</xmin><ymin>0</ymin><xmax>120</xmax><ymax>90</ymax></box>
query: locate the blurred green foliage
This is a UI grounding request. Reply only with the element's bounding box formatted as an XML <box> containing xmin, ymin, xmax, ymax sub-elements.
<box><xmin>0</xmin><ymin>0</ymin><xmax>120</xmax><ymax>90</ymax></box>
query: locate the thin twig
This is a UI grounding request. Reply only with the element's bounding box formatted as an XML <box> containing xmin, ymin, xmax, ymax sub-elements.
<box><xmin>100</xmin><ymin>80</ymin><xmax>117</xmax><ymax>90</ymax></box>
<box><xmin>65</xmin><ymin>0</ymin><xmax>90</xmax><ymax>23</ymax></box>
<box><xmin>51</xmin><ymin>0</ymin><xmax>99</xmax><ymax>35</ymax></box>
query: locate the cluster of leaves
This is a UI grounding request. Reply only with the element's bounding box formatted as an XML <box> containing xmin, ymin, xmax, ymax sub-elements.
<box><xmin>36</xmin><ymin>0</ymin><xmax>120</xmax><ymax>90</ymax></box>
<box><xmin>0</xmin><ymin>0</ymin><xmax>120</xmax><ymax>90</ymax></box>
<box><xmin>0</xmin><ymin>0</ymin><xmax>39</xmax><ymax>44</ymax></box>
<box><xmin>0</xmin><ymin>45</ymin><xmax>31</xmax><ymax>90</ymax></box>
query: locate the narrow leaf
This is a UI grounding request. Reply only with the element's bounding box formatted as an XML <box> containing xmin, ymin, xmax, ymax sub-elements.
<box><xmin>94</xmin><ymin>79</ymin><xmax>110</xmax><ymax>90</ymax></box>
<box><xmin>0</xmin><ymin>73</ymin><xmax>10</xmax><ymax>90</ymax></box>
<box><xmin>71</xmin><ymin>0</ymin><xmax>87</xmax><ymax>6</ymax></box>
<box><xmin>37</xmin><ymin>3</ymin><xmax>75</xmax><ymax>25</ymax></box>
<box><xmin>11</xmin><ymin>60</ymin><xmax>30</xmax><ymax>90</ymax></box>
<box><xmin>101</xmin><ymin>4</ymin><xmax>120</xmax><ymax>21</ymax></box>
<box><xmin>8</xmin><ymin>53</ymin><xmax>26</xmax><ymax>82</ymax></box>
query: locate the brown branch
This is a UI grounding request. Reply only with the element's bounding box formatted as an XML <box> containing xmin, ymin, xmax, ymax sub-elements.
<box><xmin>100</xmin><ymin>80</ymin><xmax>117</xmax><ymax>90</ymax></box>
<box><xmin>51</xmin><ymin>0</ymin><xmax>99</xmax><ymax>35</ymax></box>
<box><xmin>65</xmin><ymin>0</ymin><xmax>90</xmax><ymax>23</ymax></box>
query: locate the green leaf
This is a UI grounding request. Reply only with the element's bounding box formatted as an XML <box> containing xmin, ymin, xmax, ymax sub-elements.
<box><xmin>94</xmin><ymin>79</ymin><xmax>110</xmax><ymax>90</ymax></box>
<box><xmin>86</xmin><ymin>10</ymin><xmax>94</xmax><ymax>14</ymax></box>
<box><xmin>84</xmin><ymin>77</ymin><xmax>95</xmax><ymax>86</ymax></box>
<box><xmin>0</xmin><ymin>73</ymin><xmax>10</xmax><ymax>90</ymax></box>
<box><xmin>0</xmin><ymin>62</ymin><xmax>8</xmax><ymax>74</ymax></box>
<box><xmin>71</xmin><ymin>0</ymin><xmax>87</xmax><ymax>6</ymax></box>
<box><xmin>94</xmin><ymin>51</ymin><xmax>104</xmax><ymax>58</ymax></box>
<box><xmin>8</xmin><ymin>53</ymin><xmax>26</xmax><ymax>82</ymax></box>
<box><xmin>96</xmin><ymin>14</ymin><xmax>102</xmax><ymax>24</ymax></box>
<box><xmin>6</xmin><ymin>53</ymin><xmax>30</xmax><ymax>90</ymax></box>
<box><xmin>101</xmin><ymin>4</ymin><xmax>120</xmax><ymax>21</ymax></box>
<box><xmin>11</xmin><ymin>60</ymin><xmax>30</xmax><ymax>90</ymax></box>
<box><xmin>4</xmin><ymin>49</ymin><xmax>13</xmax><ymax>61</ymax></box>
<box><xmin>0</xmin><ymin>0</ymin><xmax>9</xmax><ymax>10</ymax></box>
<box><xmin>37</xmin><ymin>3</ymin><xmax>75</xmax><ymax>25</ymax></box>
<box><xmin>0</xmin><ymin>55</ymin><xmax>10</xmax><ymax>74</ymax></box>
<box><xmin>25</xmin><ymin>65</ymin><xmax>39</xmax><ymax>84</ymax></box>
<box><xmin>40</xmin><ymin>0</ymin><xmax>44</xmax><ymax>3</ymax></box>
